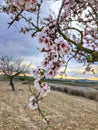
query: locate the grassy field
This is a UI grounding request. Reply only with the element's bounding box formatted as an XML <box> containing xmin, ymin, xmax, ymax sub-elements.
<box><xmin>50</xmin><ymin>83</ymin><xmax>98</xmax><ymax>101</ymax></box>
<box><xmin>0</xmin><ymin>81</ymin><xmax>98</xmax><ymax>130</ymax></box>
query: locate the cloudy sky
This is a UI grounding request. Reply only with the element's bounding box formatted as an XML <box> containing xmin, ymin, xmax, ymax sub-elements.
<box><xmin>0</xmin><ymin>1</ymin><xmax>98</xmax><ymax>80</ymax></box>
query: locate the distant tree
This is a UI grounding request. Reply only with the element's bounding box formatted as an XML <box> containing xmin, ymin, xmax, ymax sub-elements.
<box><xmin>0</xmin><ymin>56</ymin><xmax>31</xmax><ymax>91</ymax></box>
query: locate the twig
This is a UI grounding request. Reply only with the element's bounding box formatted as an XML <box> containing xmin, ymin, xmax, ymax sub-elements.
<box><xmin>8</xmin><ymin>10</ymin><xmax>23</xmax><ymax>28</ymax></box>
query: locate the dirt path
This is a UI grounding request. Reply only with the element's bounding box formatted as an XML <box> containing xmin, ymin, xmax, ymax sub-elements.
<box><xmin>0</xmin><ymin>81</ymin><xmax>98</xmax><ymax>130</ymax></box>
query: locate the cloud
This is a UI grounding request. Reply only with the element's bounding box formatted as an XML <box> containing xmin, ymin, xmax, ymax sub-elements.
<box><xmin>0</xmin><ymin>1</ymin><xmax>51</xmax><ymax>58</ymax></box>
<box><xmin>23</xmin><ymin>55</ymin><xmax>44</xmax><ymax>68</ymax></box>
<box><xmin>58</xmin><ymin>60</ymin><xmax>98</xmax><ymax>80</ymax></box>
<box><xmin>0</xmin><ymin>13</ymin><xmax>41</xmax><ymax>56</ymax></box>
<box><xmin>0</xmin><ymin>2</ymin><xmax>49</xmax><ymax>71</ymax></box>
<box><xmin>67</xmin><ymin>63</ymin><xmax>98</xmax><ymax>74</ymax></box>
<box><xmin>47</xmin><ymin>0</ymin><xmax>62</xmax><ymax>17</ymax></box>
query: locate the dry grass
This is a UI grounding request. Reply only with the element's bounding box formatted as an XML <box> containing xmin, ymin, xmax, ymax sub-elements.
<box><xmin>50</xmin><ymin>83</ymin><xmax>98</xmax><ymax>101</ymax></box>
<box><xmin>0</xmin><ymin>81</ymin><xmax>98</xmax><ymax>130</ymax></box>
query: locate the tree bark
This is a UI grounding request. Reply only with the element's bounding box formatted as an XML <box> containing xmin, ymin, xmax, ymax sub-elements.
<box><xmin>9</xmin><ymin>77</ymin><xmax>15</xmax><ymax>91</ymax></box>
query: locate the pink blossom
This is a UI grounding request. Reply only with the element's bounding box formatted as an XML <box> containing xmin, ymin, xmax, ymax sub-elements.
<box><xmin>33</xmin><ymin>69</ymin><xmax>39</xmax><ymax>78</ymax></box>
<box><xmin>50</xmin><ymin>44</ymin><xmax>58</xmax><ymax>52</ymax></box>
<box><xmin>59</xmin><ymin>42</ymin><xmax>68</xmax><ymax>51</ymax></box>
<box><xmin>40</xmin><ymin>47</ymin><xmax>46</xmax><ymax>52</ymax></box>
<box><xmin>29</xmin><ymin>96</ymin><xmax>35</xmax><ymax>102</ymax></box>
<box><xmin>38</xmin><ymin>34</ymin><xmax>43</xmax><ymax>43</ymax></box>
<box><xmin>45</xmin><ymin>69</ymin><xmax>56</xmax><ymax>78</ymax></box>
<box><xmin>44</xmin><ymin>37</ymin><xmax>51</xmax><ymax>45</ymax></box>
<box><xmin>52</xmin><ymin>52</ymin><xmax>58</xmax><ymax>62</ymax></box>
<box><xmin>38</xmin><ymin>34</ymin><xmax>51</xmax><ymax>50</ymax></box>
<box><xmin>12</xmin><ymin>0</ymin><xmax>37</xmax><ymax>10</ymax></box>
<box><xmin>34</xmin><ymin>78</ymin><xmax>41</xmax><ymax>91</ymax></box>
<box><xmin>48</xmin><ymin>61</ymin><xmax>54</xmax><ymax>69</ymax></box>
<box><xmin>40</xmin><ymin>82</ymin><xmax>50</xmax><ymax>96</ymax></box>
<box><xmin>42</xmin><ymin>26</ymin><xmax>49</xmax><ymax>33</ymax></box>
<box><xmin>59</xmin><ymin>42</ymin><xmax>71</xmax><ymax>55</ymax></box>
<box><xmin>28</xmin><ymin>102</ymin><xmax>38</xmax><ymax>110</ymax></box>
<box><xmin>42</xmin><ymin>60</ymin><xmax>48</xmax><ymax>69</ymax></box>
<box><xmin>66</xmin><ymin>45</ymin><xmax>72</xmax><ymax>54</ymax></box>
<box><xmin>54</xmin><ymin>37</ymin><xmax>64</xmax><ymax>44</ymax></box>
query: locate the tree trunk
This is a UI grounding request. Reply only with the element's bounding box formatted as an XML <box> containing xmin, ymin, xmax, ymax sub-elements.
<box><xmin>9</xmin><ymin>77</ymin><xmax>15</xmax><ymax>91</ymax></box>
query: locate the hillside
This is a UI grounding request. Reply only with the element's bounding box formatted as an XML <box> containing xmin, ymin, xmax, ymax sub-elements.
<box><xmin>0</xmin><ymin>81</ymin><xmax>98</xmax><ymax>130</ymax></box>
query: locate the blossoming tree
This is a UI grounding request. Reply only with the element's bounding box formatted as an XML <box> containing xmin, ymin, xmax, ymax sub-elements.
<box><xmin>0</xmin><ymin>56</ymin><xmax>31</xmax><ymax>91</ymax></box>
<box><xmin>0</xmin><ymin>0</ymin><xmax>98</xmax><ymax>121</ymax></box>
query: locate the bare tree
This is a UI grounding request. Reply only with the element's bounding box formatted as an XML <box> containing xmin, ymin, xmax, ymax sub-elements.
<box><xmin>0</xmin><ymin>56</ymin><xmax>31</xmax><ymax>91</ymax></box>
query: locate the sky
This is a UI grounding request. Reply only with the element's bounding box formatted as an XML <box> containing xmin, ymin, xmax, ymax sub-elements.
<box><xmin>0</xmin><ymin>0</ymin><xmax>98</xmax><ymax>80</ymax></box>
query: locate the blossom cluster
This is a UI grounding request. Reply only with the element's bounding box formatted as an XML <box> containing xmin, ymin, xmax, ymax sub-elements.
<box><xmin>57</xmin><ymin>0</ymin><xmax>98</xmax><ymax>66</ymax></box>
<box><xmin>2</xmin><ymin>0</ymin><xmax>38</xmax><ymax>13</ymax></box>
<box><xmin>83</xmin><ymin>29</ymin><xmax>98</xmax><ymax>51</ymax></box>
<box><xmin>28</xmin><ymin>96</ymin><xmax>38</xmax><ymax>110</ymax></box>
<box><xmin>11</xmin><ymin>0</ymin><xmax>37</xmax><ymax>10</ymax></box>
<box><xmin>29</xmin><ymin>16</ymin><xmax>72</xmax><ymax>110</ymax></box>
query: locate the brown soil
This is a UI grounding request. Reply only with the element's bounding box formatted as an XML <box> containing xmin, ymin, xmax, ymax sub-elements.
<box><xmin>0</xmin><ymin>81</ymin><xmax>98</xmax><ymax>130</ymax></box>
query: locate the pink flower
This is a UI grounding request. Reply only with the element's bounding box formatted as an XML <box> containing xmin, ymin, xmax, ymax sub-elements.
<box><xmin>42</xmin><ymin>27</ymin><xmax>49</xmax><ymax>33</ymax></box>
<box><xmin>48</xmin><ymin>61</ymin><xmax>54</xmax><ymax>69</ymax></box>
<box><xmin>38</xmin><ymin>33</ymin><xmax>47</xmax><ymax>43</ymax></box>
<box><xmin>42</xmin><ymin>60</ymin><xmax>48</xmax><ymax>69</ymax></box>
<box><xmin>50</xmin><ymin>44</ymin><xmax>58</xmax><ymax>52</ymax></box>
<box><xmin>29</xmin><ymin>94</ymin><xmax>38</xmax><ymax>110</ymax></box>
<box><xmin>40</xmin><ymin>46</ymin><xmax>46</xmax><ymax>52</ymax></box>
<box><xmin>25</xmin><ymin>1</ymin><xmax>32</xmax><ymax>10</ymax></box>
<box><xmin>59</xmin><ymin>42</ymin><xmax>68</xmax><ymax>51</ymax></box>
<box><xmin>59</xmin><ymin>59</ymin><xmax>65</xmax><ymax>67</ymax></box>
<box><xmin>40</xmin><ymin>82</ymin><xmax>50</xmax><ymax>96</ymax></box>
<box><xmin>59</xmin><ymin>42</ymin><xmax>72</xmax><ymax>55</ymax></box>
<box><xmin>33</xmin><ymin>69</ymin><xmax>39</xmax><ymax>78</ymax></box>
<box><xmin>44</xmin><ymin>44</ymin><xmax>50</xmax><ymax>51</ymax></box>
<box><xmin>28</xmin><ymin>102</ymin><xmax>38</xmax><ymax>110</ymax></box>
<box><xmin>44</xmin><ymin>37</ymin><xmax>50</xmax><ymax>45</ymax></box>
<box><xmin>12</xmin><ymin>0</ymin><xmax>37</xmax><ymax>10</ymax></box>
<box><xmin>18</xmin><ymin>0</ymin><xmax>25</xmax><ymax>5</ymax></box>
<box><xmin>29</xmin><ymin>96</ymin><xmax>35</xmax><ymax>102</ymax></box>
<box><xmin>34</xmin><ymin>78</ymin><xmax>41</xmax><ymax>91</ymax></box>
<box><xmin>54</xmin><ymin>37</ymin><xmax>64</xmax><ymax>44</ymax></box>
<box><xmin>45</xmin><ymin>69</ymin><xmax>56</xmax><ymax>79</ymax></box>
<box><xmin>66</xmin><ymin>45</ymin><xmax>72</xmax><ymax>54</ymax></box>
<box><xmin>39</xmin><ymin>33</ymin><xmax>44</xmax><ymax>43</ymax></box>
<box><xmin>13</xmin><ymin>0</ymin><xmax>24</xmax><ymax>10</ymax></box>
<box><xmin>52</xmin><ymin>52</ymin><xmax>58</xmax><ymax>62</ymax></box>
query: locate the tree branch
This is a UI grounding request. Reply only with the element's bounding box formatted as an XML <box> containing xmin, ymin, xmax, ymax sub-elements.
<box><xmin>8</xmin><ymin>10</ymin><xmax>23</xmax><ymax>28</ymax></box>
